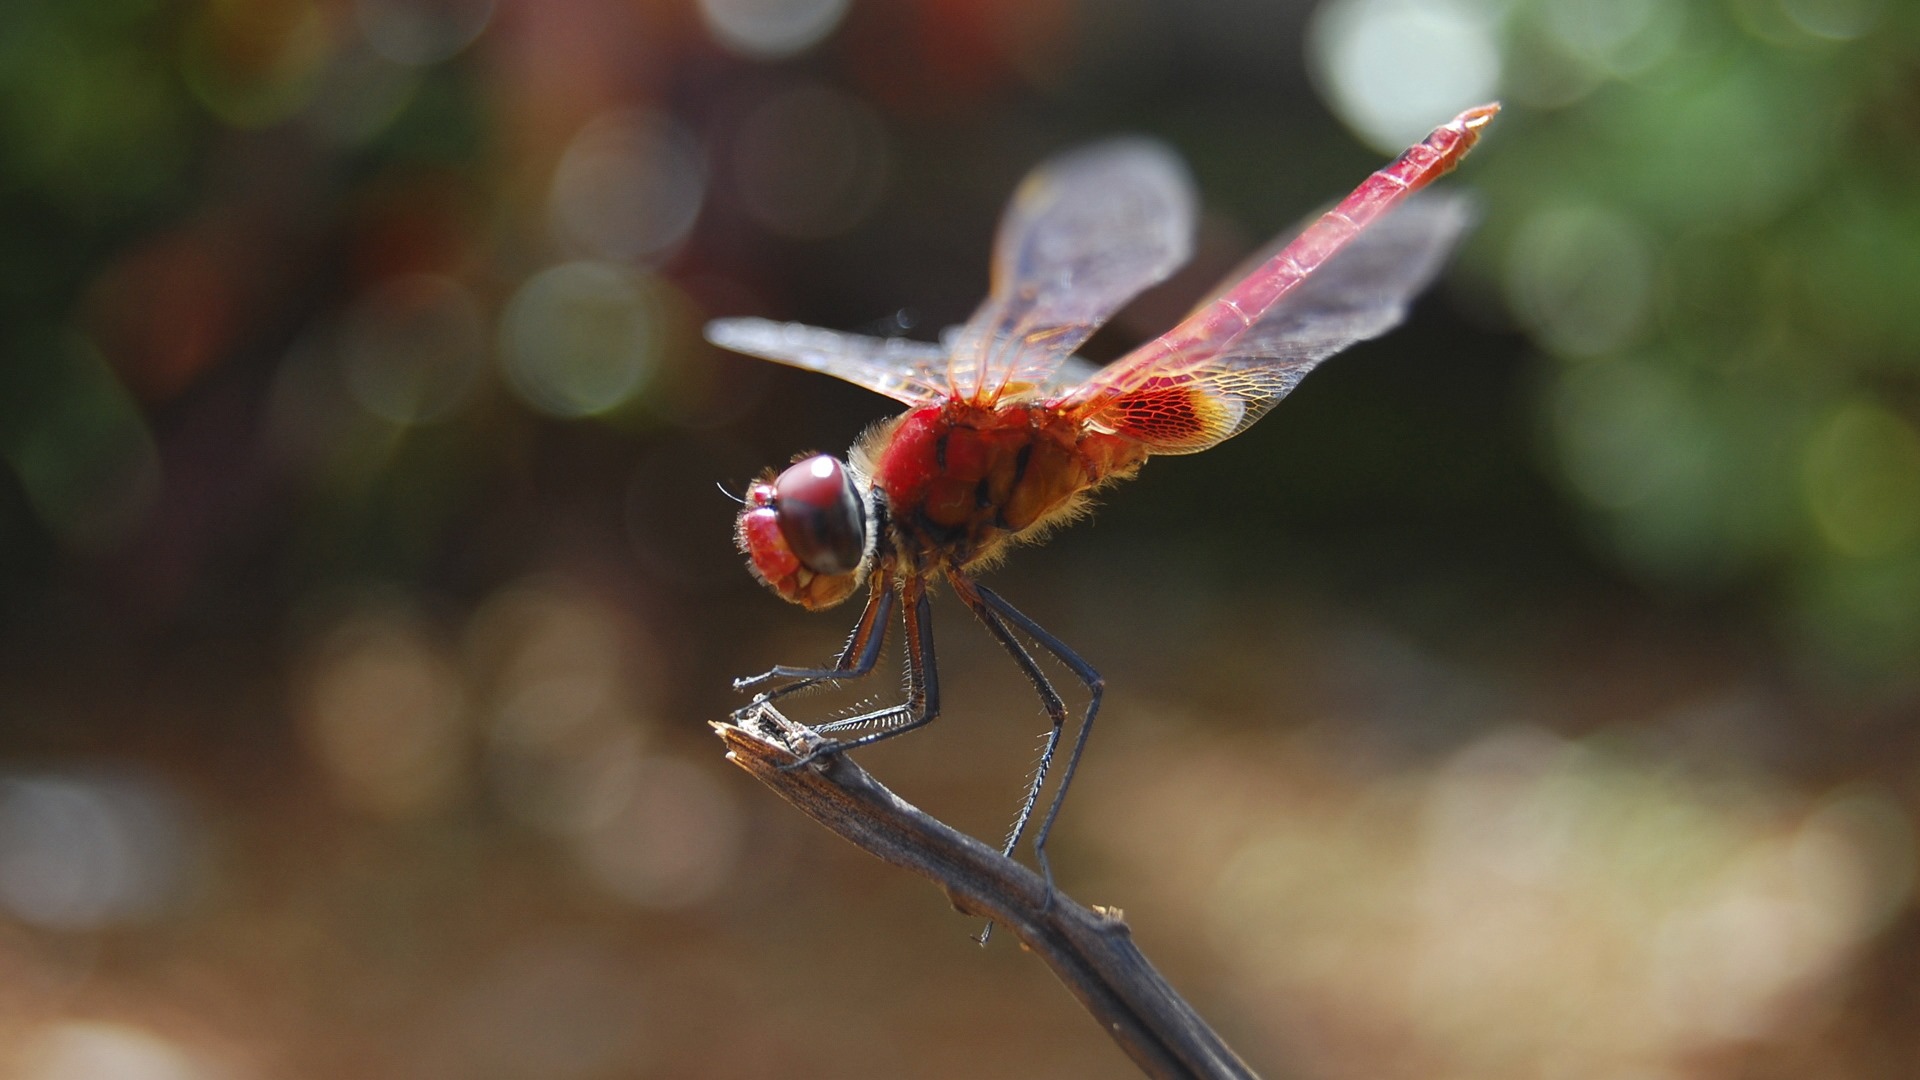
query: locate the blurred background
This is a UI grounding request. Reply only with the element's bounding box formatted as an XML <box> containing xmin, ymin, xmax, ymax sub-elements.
<box><xmin>2</xmin><ymin>0</ymin><xmax>1919</xmax><ymax>1076</ymax></box>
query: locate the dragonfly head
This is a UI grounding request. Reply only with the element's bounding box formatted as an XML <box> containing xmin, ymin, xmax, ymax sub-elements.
<box><xmin>736</xmin><ymin>453</ymin><xmax>874</xmax><ymax>610</ymax></box>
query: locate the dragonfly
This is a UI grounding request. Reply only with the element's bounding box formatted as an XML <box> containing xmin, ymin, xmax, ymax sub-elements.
<box><xmin>713</xmin><ymin>104</ymin><xmax>1498</xmax><ymax>888</ymax></box>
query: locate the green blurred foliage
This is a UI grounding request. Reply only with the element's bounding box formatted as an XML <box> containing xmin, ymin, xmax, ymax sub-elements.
<box><xmin>1</xmin><ymin>2</ymin><xmax>190</xmax><ymax>562</ymax></box>
<box><xmin>1478</xmin><ymin>0</ymin><xmax>1920</xmax><ymax>676</ymax></box>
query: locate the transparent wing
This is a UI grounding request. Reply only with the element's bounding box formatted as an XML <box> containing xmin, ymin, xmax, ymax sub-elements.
<box><xmin>1058</xmin><ymin>106</ymin><xmax>1495</xmax><ymax>454</ymax></box>
<box><xmin>1206</xmin><ymin>194</ymin><xmax>1477</xmax><ymax>368</ymax></box>
<box><xmin>705</xmin><ymin>318</ymin><xmax>951</xmax><ymax>406</ymax></box>
<box><xmin>946</xmin><ymin>139</ymin><xmax>1197</xmax><ymax>404</ymax></box>
<box><xmin>1066</xmin><ymin>194</ymin><xmax>1478</xmax><ymax>454</ymax></box>
<box><xmin>1035</xmin><ymin>355</ymin><xmax>1102</xmax><ymax>398</ymax></box>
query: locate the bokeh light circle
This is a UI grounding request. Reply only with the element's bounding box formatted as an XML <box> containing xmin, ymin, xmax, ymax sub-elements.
<box><xmin>0</xmin><ymin>769</ymin><xmax>194</xmax><ymax>930</ymax></box>
<box><xmin>339</xmin><ymin>274</ymin><xmax>487</xmax><ymax>425</ymax></box>
<box><xmin>16</xmin><ymin>1022</ymin><xmax>218</xmax><ymax>1080</ymax></box>
<box><xmin>1553</xmin><ymin>357</ymin><xmax>1697</xmax><ymax>512</ymax></box>
<box><xmin>1780</xmin><ymin>0</ymin><xmax>1883</xmax><ymax>40</ymax></box>
<box><xmin>698</xmin><ymin>0</ymin><xmax>850</xmax><ymax>58</ymax></box>
<box><xmin>355</xmin><ymin>0</ymin><xmax>496</xmax><ymax>66</ymax></box>
<box><xmin>181</xmin><ymin>0</ymin><xmax>334</xmax><ymax>129</ymax></box>
<box><xmin>1505</xmin><ymin>203</ymin><xmax>1655</xmax><ymax>357</ymax></box>
<box><xmin>1537</xmin><ymin>0</ymin><xmax>1682</xmax><ymax>79</ymax></box>
<box><xmin>1801</xmin><ymin>402</ymin><xmax>1920</xmax><ymax>558</ymax></box>
<box><xmin>550</xmin><ymin>109</ymin><xmax>705</xmax><ymax>263</ymax></box>
<box><xmin>500</xmin><ymin>262</ymin><xmax>663</xmax><ymax>418</ymax></box>
<box><xmin>297</xmin><ymin>604</ymin><xmax>471</xmax><ymax>820</ymax></box>
<box><xmin>1308</xmin><ymin>0</ymin><xmax>1502</xmax><ymax>152</ymax></box>
<box><xmin>566</xmin><ymin>754</ymin><xmax>746</xmax><ymax>909</ymax></box>
<box><xmin>733</xmin><ymin>84</ymin><xmax>889</xmax><ymax>240</ymax></box>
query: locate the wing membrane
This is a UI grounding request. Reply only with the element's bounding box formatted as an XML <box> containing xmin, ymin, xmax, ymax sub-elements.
<box><xmin>705</xmin><ymin>318</ymin><xmax>950</xmax><ymax>406</ymax></box>
<box><xmin>947</xmin><ymin>139</ymin><xmax>1197</xmax><ymax>403</ymax></box>
<box><xmin>1070</xmin><ymin>194</ymin><xmax>1477</xmax><ymax>453</ymax></box>
<box><xmin>1059</xmin><ymin>104</ymin><xmax>1497</xmax><ymax>454</ymax></box>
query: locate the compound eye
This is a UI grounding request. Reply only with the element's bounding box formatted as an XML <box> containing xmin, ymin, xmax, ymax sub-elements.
<box><xmin>772</xmin><ymin>455</ymin><xmax>865</xmax><ymax>576</ymax></box>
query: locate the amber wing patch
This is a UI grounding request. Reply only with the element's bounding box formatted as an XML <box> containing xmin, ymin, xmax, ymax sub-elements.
<box><xmin>1088</xmin><ymin>376</ymin><xmax>1245</xmax><ymax>454</ymax></box>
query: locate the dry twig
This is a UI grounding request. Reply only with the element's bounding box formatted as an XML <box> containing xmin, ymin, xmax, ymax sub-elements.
<box><xmin>714</xmin><ymin>703</ymin><xmax>1262</xmax><ymax>1080</ymax></box>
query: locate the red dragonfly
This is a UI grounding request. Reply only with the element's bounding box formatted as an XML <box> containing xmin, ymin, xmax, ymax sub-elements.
<box><xmin>714</xmin><ymin>104</ymin><xmax>1498</xmax><ymax>880</ymax></box>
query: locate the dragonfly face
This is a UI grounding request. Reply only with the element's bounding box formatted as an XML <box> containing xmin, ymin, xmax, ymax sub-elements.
<box><xmin>714</xmin><ymin>104</ymin><xmax>1500</xmax><ymax>894</ymax></box>
<box><xmin>737</xmin><ymin>454</ymin><xmax>870</xmax><ymax>611</ymax></box>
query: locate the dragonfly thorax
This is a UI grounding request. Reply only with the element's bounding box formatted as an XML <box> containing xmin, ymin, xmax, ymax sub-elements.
<box><xmin>866</xmin><ymin>402</ymin><xmax>1148</xmax><ymax>573</ymax></box>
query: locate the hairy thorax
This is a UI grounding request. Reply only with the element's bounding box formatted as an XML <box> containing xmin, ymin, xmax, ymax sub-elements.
<box><xmin>863</xmin><ymin>401</ymin><xmax>1148</xmax><ymax>574</ymax></box>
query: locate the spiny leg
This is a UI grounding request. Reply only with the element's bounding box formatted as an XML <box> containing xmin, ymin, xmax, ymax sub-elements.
<box><xmin>733</xmin><ymin>572</ymin><xmax>895</xmax><ymax>713</ymax></box>
<box><xmin>971</xmin><ymin>582</ymin><xmax>1103</xmax><ymax>897</ymax></box>
<box><xmin>948</xmin><ymin>570</ymin><xmax>1068</xmax><ymax>945</ymax></box>
<box><xmin>947</xmin><ymin>571</ymin><xmax>1066</xmax><ymax>865</ymax></box>
<box><xmin>784</xmin><ymin>574</ymin><xmax>942</xmax><ymax>768</ymax></box>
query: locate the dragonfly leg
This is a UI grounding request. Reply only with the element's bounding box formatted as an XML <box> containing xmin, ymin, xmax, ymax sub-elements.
<box><xmin>969</xmin><ymin>582</ymin><xmax>1102</xmax><ymax>902</ymax></box>
<box><xmin>947</xmin><ymin>571</ymin><xmax>1066</xmax><ymax>863</ymax></box>
<box><xmin>732</xmin><ymin>574</ymin><xmax>894</xmax><ymax>715</ymax></box>
<box><xmin>948</xmin><ymin>570</ymin><xmax>1070</xmax><ymax>944</ymax></box>
<box><xmin>781</xmin><ymin>574</ymin><xmax>941</xmax><ymax>769</ymax></box>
